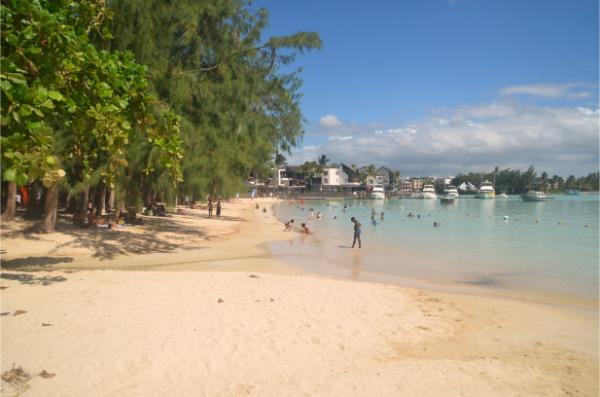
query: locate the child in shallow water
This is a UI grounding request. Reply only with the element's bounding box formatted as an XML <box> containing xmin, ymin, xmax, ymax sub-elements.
<box><xmin>300</xmin><ymin>223</ymin><xmax>311</xmax><ymax>234</ymax></box>
<box><xmin>284</xmin><ymin>219</ymin><xmax>295</xmax><ymax>231</ymax></box>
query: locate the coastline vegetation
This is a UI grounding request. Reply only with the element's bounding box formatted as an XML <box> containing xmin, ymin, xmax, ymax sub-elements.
<box><xmin>1</xmin><ymin>0</ymin><xmax>321</xmax><ymax>231</ymax></box>
<box><xmin>452</xmin><ymin>166</ymin><xmax>599</xmax><ymax>194</ymax></box>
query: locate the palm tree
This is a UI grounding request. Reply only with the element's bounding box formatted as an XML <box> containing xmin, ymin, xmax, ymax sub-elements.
<box><xmin>301</xmin><ymin>161</ymin><xmax>323</xmax><ymax>187</ymax></box>
<box><xmin>317</xmin><ymin>154</ymin><xmax>330</xmax><ymax>168</ymax></box>
<box><xmin>366</xmin><ymin>164</ymin><xmax>377</xmax><ymax>176</ymax></box>
<box><xmin>523</xmin><ymin>165</ymin><xmax>537</xmax><ymax>191</ymax></box>
<box><xmin>393</xmin><ymin>170</ymin><xmax>401</xmax><ymax>186</ymax></box>
<box><xmin>275</xmin><ymin>153</ymin><xmax>287</xmax><ymax>167</ymax></box>
<box><xmin>540</xmin><ymin>171</ymin><xmax>548</xmax><ymax>191</ymax></box>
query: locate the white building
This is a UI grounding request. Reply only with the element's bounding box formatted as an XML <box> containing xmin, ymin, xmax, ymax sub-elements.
<box><xmin>321</xmin><ymin>166</ymin><xmax>349</xmax><ymax>186</ymax></box>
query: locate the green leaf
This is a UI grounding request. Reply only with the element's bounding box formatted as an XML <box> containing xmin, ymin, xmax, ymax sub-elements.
<box><xmin>27</xmin><ymin>46</ymin><xmax>43</xmax><ymax>55</ymax></box>
<box><xmin>48</xmin><ymin>90</ymin><xmax>64</xmax><ymax>101</ymax></box>
<box><xmin>19</xmin><ymin>104</ymin><xmax>33</xmax><ymax>117</ymax></box>
<box><xmin>3</xmin><ymin>168</ymin><xmax>17</xmax><ymax>182</ymax></box>
<box><xmin>46</xmin><ymin>155</ymin><xmax>57</xmax><ymax>165</ymax></box>
<box><xmin>121</xmin><ymin>120</ymin><xmax>131</xmax><ymax>130</ymax></box>
<box><xmin>66</xmin><ymin>99</ymin><xmax>77</xmax><ymax>113</ymax></box>
<box><xmin>16</xmin><ymin>172</ymin><xmax>28</xmax><ymax>186</ymax></box>
<box><xmin>40</xmin><ymin>99</ymin><xmax>55</xmax><ymax>109</ymax></box>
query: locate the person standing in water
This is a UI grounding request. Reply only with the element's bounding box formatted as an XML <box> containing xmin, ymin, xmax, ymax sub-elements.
<box><xmin>351</xmin><ymin>217</ymin><xmax>362</xmax><ymax>248</ymax></box>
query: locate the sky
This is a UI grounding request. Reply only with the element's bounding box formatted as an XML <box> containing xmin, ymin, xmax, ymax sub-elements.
<box><xmin>253</xmin><ymin>0</ymin><xmax>599</xmax><ymax>177</ymax></box>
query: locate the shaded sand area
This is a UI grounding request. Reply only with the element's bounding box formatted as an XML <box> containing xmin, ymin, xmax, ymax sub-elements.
<box><xmin>1</xmin><ymin>200</ymin><xmax>598</xmax><ymax>396</ymax></box>
<box><xmin>1</xmin><ymin>199</ymin><xmax>298</xmax><ymax>274</ymax></box>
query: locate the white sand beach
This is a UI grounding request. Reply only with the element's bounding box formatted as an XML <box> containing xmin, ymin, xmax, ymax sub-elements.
<box><xmin>1</xmin><ymin>199</ymin><xmax>598</xmax><ymax>396</ymax></box>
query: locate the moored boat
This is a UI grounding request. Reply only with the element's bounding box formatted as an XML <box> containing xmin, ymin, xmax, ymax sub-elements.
<box><xmin>521</xmin><ymin>191</ymin><xmax>551</xmax><ymax>201</ymax></box>
<box><xmin>475</xmin><ymin>181</ymin><xmax>496</xmax><ymax>199</ymax></box>
<box><xmin>439</xmin><ymin>185</ymin><xmax>459</xmax><ymax>203</ymax></box>
<box><xmin>420</xmin><ymin>184</ymin><xmax>437</xmax><ymax>199</ymax></box>
<box><xmin>369</xmin><ymin>185</ymin><xmax>385</xmax><ymax>199</ymax></box>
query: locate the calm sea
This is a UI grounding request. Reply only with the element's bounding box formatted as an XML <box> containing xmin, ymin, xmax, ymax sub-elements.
<box><xmin>270</xmin><ymin>194</ymin><xmax>599</xmax><ymax>301</ymax></box>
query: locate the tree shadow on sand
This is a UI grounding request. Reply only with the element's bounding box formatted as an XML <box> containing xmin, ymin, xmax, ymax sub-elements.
<box><xmin>1</xmin><ymin>272</ymin><xmax>67</xmax><ymax>286</ymax></box>
<box><xmin>1</xmin><ymin>210</ymin><xmax>248</xmax><ymax>261</ymax></box>
<box><xmin>49</xmin><ymin>215</ymin><xmax>212</xmax><ymax>260</ymax></box>
<box><xmin>2</xmin><ymin>256</ymin><xmax>74</xmax><ymax>269</ymax></box>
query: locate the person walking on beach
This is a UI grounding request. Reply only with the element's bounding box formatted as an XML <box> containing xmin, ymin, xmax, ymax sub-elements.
<box><xmin>216</xmin><ymin>200</ymin><xmax>222</xmax><ymax>219</ymax></box>
<box><xmin>351</xmin><ymin>217</ymin><xmax>362</xmax><ymax>248</ymax></box>
<box><xmin>208</xmin><ymin>199</ymin><xmax>213</xmax><ymax>219</ymax></box>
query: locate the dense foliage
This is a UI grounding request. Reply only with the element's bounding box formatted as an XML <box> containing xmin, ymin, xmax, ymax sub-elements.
<box><xmin>106</xmin><ymin>0</ymin><xmax>321</xmax><ymax>199</ymax></box>
<box><xmin>1</xmin><ymin>0</ymin><xmax>320</xmax><ymax>229</ymax></box>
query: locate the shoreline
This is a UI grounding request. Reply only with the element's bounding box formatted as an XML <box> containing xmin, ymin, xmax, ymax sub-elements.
<box><xmin>1</xmin><ymin>199</ymin><xmax>598</xmax><ymax>396</ymax></box>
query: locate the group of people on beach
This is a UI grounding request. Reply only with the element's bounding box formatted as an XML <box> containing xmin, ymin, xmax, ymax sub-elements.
<box><xmin>283</xmin><ymin>215</ymin><xmax>362</xmax><ymax>248</ymax></box>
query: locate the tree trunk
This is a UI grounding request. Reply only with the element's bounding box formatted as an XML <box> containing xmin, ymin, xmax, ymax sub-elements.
<box><xmin>1</xmin><ymin>181</ymin><xmax>17</xmax><ymax>222</ymax></box>
<box><xmin>73</xmin><ymin>187</ymin><xmax>89</xmax><ymax>225</ymax></box>
<box><xmin>96</xmin><ymin>183</ymin><xmax>106</xmax><ymax>216</ymax></box>
<box><xmin>107</xmin><ymin>189</ymin><xmax>115</xmax><ymax>213</ymax></box>
<box><xmin>41</xmin><ymin>183</ymin><xmax>59</xmax><ymax>233</ymax></box>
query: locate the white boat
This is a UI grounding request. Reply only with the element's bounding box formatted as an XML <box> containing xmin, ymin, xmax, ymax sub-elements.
<box><xmin>497</xmin><ymin>193</ymin><xmax>508</xmax><ymax>198</ymax></box>
<box><xmin>420</xmin><ymin>184</ymin><xmax>437</xmax><ymax>199</ymax></box>
<box><xmin>443</xmin><ymin>185</ymin><xmax>459</xmax><ymax>198</ymax></box>
<box><xmin>369</xmin><ymin>185</ymin><xmax>386</xmax><ymax>199</ymax></box>
<box><xmin>475</xmin><ymin>181</ymin><xmax>495</xmax><ymax>199</ymax></box>
<box><xmin>439</xmin><ymin>185</ymin><xmax>459</xmax><ymax>202</ymax></box>
<box><xmin>521</xmin><ymin>191</ymin><xmax>550</xmax><ymax>201</ymax></box>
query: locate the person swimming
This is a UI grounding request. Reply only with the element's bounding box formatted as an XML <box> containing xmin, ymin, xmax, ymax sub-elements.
<box><xmin>351</xmin><ymin>217</ymin><xmax>362</xmax><ymax>248</ymax></box>
<box><xmin>433</xmin><ymin>221</ymin><xmax>439</xmax><ymax>227</ymax></box>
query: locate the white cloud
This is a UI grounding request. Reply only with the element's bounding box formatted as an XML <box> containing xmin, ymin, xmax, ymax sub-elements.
<box><xmin>328</xmin><ymin>135</ymin><xmax>353</xmax><ymax>141</ymax></box>
<box><xmin>291</xmin><ymin>102</ymin><xmax>600</xmax><ymax>176</ymax></box>
<box><xmin>500</xmin><ymin>83</ymin><xmax>593</xmax><ymax>100</ymax></box>
<box><xmin>319</xmin><ymin>114</ymin><xmax>342</xmax><ymax>128</ymax></box>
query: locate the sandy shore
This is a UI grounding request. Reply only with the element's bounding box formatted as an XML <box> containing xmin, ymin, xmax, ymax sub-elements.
<box><xmin>1</xmin><ymin>200</ymin><xmax>598</xmax><ymax>396</ymax></box>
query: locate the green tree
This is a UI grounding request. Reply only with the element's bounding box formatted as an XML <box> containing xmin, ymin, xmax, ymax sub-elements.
<box><xmin>107</xmin><ymin>0</ymin><xmax>321</xmax><ymax>200</ymax></box>
<box><xmin>1</xmin><ymin>1</ymin><xmax>182</xmax><ymax>231</ymax></box>
<box><xmin>300</xmin><ymin>161</ymin><xmax>322</xmax><ymax>188</ymax></box>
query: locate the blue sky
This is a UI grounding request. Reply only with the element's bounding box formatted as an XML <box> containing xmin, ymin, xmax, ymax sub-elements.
<box><xmin>254</xmin><ymin>0</ymin><xmax>599</xmax><ymax>176</ymax></box>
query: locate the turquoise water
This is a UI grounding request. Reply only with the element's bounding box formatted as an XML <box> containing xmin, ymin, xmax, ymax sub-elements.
<box><xmin>271</xmin><ymin>195</ymin><xmax>599</xmax><ymax>300</ymax></box>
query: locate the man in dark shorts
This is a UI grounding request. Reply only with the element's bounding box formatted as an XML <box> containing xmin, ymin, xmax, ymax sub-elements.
<box><xmin>216</xmin><ymin>200</ymin><xmax>222</xmax><ymax>219</ymax></box>
<box><xmin>351</xmin><ymin>217</ymin><xmax>362</xmax><ymax>248</ymax></box>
